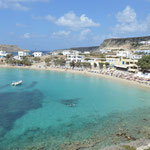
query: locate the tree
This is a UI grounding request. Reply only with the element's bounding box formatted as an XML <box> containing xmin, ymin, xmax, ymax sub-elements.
<box><xmin>99</xmin><ymin>62</ymin><xmax>104</xmax><ymax>69</ymax></box>
<box><xmin>105</xmin><ymin>62</ymin><xmax>109</xmax><ymax>68</ymax></box>
<box><xmin>137</xmin><ymin>55</ymin><xmax>150</xmax><ymax>72</ymax></box>
<box><xmin>8</xmin><ymin>59</ymin><xmax>16</xmax><ymax>65</ymax></box>
<box><xmin>5</xmin><ymin>53</ymin><xmax>13</xmax><ymax>59</ymax></box>
<box><xmin>94</xmin><ymin>63</ymin><xmax>97</xmax><ymax>68</ymax></box>
<box><xmin>22</xmin><ymin>57</ymin><xmax>32</xmax><ymax>66</ymax></box>
<box><xmin>75</xmin><ymin>62</ymin><xmax>82</xmax><ymax>68</ymax></box>
<box><xmin>58</xmin><ymin>53</ymin><xmax>63</xmax><ymax>55</ymax></box>
<box><xmin>70</xmin><ymin>61</ymin><xmax>75</xmax><ymax>68</ymax></box>
<box><xmin>82</xmin><ymin>62</ymin><xmax>91</xmax><ymax>69</ymax></box>
<box><xmin>85</xmin><ymin>58</ymin><xmax>91</xmax><ymax>61</ymax></box>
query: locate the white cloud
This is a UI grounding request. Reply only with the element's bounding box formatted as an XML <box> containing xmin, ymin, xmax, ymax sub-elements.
<box><xmin>33</xmin><ymin>12</ymin><xmax>100</xmax><ymax>31</ymax></box>
<box><xmin>116</xmin><ymin>6</ymin><xmax>136</xmax><ymax>23</ymax></box>
<box><xmin>52</xmin><ymin>30</ymin><xmax>71</xmax><ymax>38</ymax></box>
<box><xmin>113</xmin><ymin>6</ymin><xmax>150</xmax><ymax>34</ymax></box>
<box><xmin>23</xmin><ymin>33</ymin><xmax>30</xmax><ymax>38</ymax></box>
<box><xmin>79</xmin><ymin>29</ymin><xmax>91</xmax><ymax>40</ymax></box>
<box><xmin>35</xmin><ymin>12</ymin><xmax>100</xmax><ymax>30</ymax></box>
<box><xmin>55</xmin><ymin>12</ymin><xmax>100</xmax><ymax>30</ymax></box>
<box><xmin>0</xmin><ymin>0</ymin><xmax>49</xmax><ymax>11</ymax></box>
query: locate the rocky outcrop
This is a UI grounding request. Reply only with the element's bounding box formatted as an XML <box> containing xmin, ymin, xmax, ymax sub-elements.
<box><xmin>0</xmin><ymin>45</ymin><xmax>26</xmax><ymax>52</ymax></box>
<box><xmin>99</xmin><ymin>36</ymin><xmax>150</xmax><ymax>50</ymax></box>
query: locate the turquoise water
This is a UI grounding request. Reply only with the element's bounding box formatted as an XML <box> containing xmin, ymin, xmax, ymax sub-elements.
<box><xmin>0</xmin><ymin>68</ymin><xmax>150</xmax><ymax>150</ymax></box>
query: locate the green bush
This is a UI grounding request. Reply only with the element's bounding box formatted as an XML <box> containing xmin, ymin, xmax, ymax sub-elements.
<box><xmin>137</xmin><ymin>55</ymin><xmax>150</xmax><ymax>72</ymax></box>
<box><xmin>54</xmin><ymin>58</ymin><xmax>66</xmax><ymax>66</ymax></box>
<box><xmin>33</xmin><ymin>57</ymin><xmax>40</xmax><ymax>62</ymax></box>
<box><xmin>45</xmin><ymin>58</ymin><xmax>51</xmax><ymax>63</ymax></box>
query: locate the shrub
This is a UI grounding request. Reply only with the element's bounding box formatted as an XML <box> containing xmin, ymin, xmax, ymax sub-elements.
<box><xmin>33</xmin><ymin>57</ymin><xmax>40</xmax><ymax>62</ymax></box>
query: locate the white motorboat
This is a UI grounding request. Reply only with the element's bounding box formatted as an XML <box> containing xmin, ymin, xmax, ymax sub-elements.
<box><xmin>11</xmin><ymin>80</ymin><xmax>23</xmax><ymax>86</ymax></box>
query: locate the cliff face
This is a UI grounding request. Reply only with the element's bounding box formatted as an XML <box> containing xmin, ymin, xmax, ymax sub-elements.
<box><xmin>0</xmin><ymin>45</ymin><xmax>25</xmax><ymax>52</ymax></box>
<box><xmin>99</xmin><ymin>36</ymin><xmax>150</xmax><ymax>50</ymax></box>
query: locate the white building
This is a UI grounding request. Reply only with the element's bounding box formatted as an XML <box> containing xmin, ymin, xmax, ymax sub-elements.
<box><xmin>83</xmin><ymin>51</ymin><xmax>90</xmax><ymax>55</ymax></box>
<box><xmin>116</xmin><ymin>51</ymin><xmax>141</xmax><ymax>60</ymax></box>
<box><xmin>67</xmin><ymin>55</ymin><xmax>85</xmax><ymax>63</ymax></box>
<box><xmin>13</xmin><ymin>56</ymin><xmax>22</xmax><ymax>60</ymax></box>
<box><xmin>52</xmin><ymin>52</ymin><xmax>59</xmax><ymax>56</ymax></box>
<box><xmin>0</xmin><ymin>50</ymin><xmax>9</xmax><ymax>57</ymax></box>
<box><xmin>71</xmin><ymin>50</ymin><xmax>79</xmax><ymax>55</ymax></box>
<box><xmin>99</xmin><ymin>49</ymin><xmax>111</xmax><ymax>54</ymax></box>
<box><xmin>33</xmin><ymin>52</ymin><xmax>43</xmax><ymax>57</ymax></box>
<box><xmin>130</xmin><ymin>54</ymin><xmax>142</xmax><ymax>60</ymax></box>
<box><xmin>63</xmin><ymin>50</ymin><xmax>79</xmax><ymax>55</ymax></box>
<box><xmin>116</xmin><ymin>51</ymin><xmax>132</xmax><ymax>58</ymax></box>
<box><xmin>140</xmin><ymin>41</ymin><xmax>150</xmax><ymax>45</ymax></box>
<box><xmin>62</xmin><ymin>50</ymin><xmax>71</xmax><ymax>56</ymax></box>
<box><xmin>18</xmin><ymin>51</ymin><xmax>29</xmax><ymax>57</ymax></box>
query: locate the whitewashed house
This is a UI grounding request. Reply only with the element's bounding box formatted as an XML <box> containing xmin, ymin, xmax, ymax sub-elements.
<box><xmin>116</xmin><ymin>51</ymin><xmax>132</xmax><ymax>58</ymax></box>
<box><xmin>67</xmin><ymin>55</ymin><xmax>85</xmax><ymax>63</ymax></box>
<box><xmin>71</xmin><ymin>50</ymin><xmax>79</xmax><ymax>55</ymax></box>
<box><xmin>0</xmin><ymin>50</ymin><xmax>9</xmax><ymax>58</ymax></box>
<box><xmin>117</xmin><ymin>50</ymin><xmax>142</xmax><ymax>60</ymax></box>
<box><xmin>140</xmin><ymin>41</ymin><xmax>150</xmax><ymax>45</ymax></box>
<box><xmin>18</xmin><ymin>51</ymin><xmax>29</xmax><ymax>57</ymax></box>
<box><xmin>13</xmin><ymin>55</ymin><xmax>22</xmax><ymax>60</ymax></box>
<box><xmin>83</xmin><ymin>51</ymin><xmax>90</xmax><ymax>55</ymax></box>
<box><xmin>130</xmin><ymin>54</ymin><xmax>142</xmax><ymax>60</ymax></box>
<box><xmin>99</xmin><ymin>49</ymin><xmax>111</xmax><ymax>54</ymax></box>
<box><xmin>62</xmin><ymin>50</ymin><xmax>71</xmax><ymax>56</ymax></box>
<box><xmin>33</xmin><ymin>52</ymin><xmax>43</xmax><ymax>57</ymax></box>
<box><xmin>52</xmin><ymin>52</ymin><xmax>59</xmax><ymax>56</ymax></box>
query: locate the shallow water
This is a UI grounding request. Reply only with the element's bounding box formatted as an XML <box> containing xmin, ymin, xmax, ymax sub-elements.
<box><xmin>0</xmin><ymin>68</ymin><xmax>150</xmax><ymax>150</ymax></box>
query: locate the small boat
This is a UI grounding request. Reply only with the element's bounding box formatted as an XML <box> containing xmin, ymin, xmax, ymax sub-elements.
<box><xmin>11</xmin><ymin>80</ymin><xmax>23</xmax><ymax>86</ymax></box>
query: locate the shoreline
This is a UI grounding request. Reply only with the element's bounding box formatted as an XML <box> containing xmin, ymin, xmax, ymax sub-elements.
<box><xmin>0</xmin><ymin>64</ymin><xmax>150</xmax><ymax>91</ymax></box>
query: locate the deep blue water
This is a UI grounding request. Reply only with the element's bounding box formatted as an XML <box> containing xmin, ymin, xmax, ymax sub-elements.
<box><xmin>0</xmin><ymin>68</ymin><xmax>150</xmax><ymax>150</ymax></box>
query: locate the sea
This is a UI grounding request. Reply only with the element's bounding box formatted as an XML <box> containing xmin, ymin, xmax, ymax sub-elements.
<box><xmin>0</xmin><ymin>68</ymin><xmax>150</xmax><ymax>150</ymax></box>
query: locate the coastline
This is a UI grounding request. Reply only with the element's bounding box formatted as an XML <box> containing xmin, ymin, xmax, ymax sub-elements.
<box><xmin>0</xmin><ymin>64</ymin><xmax>150</xmax><ymax>91</ymax></box>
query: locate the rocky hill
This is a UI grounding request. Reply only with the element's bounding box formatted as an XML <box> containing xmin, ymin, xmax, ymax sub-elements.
<box><xmin>55</xmin><ymin>46</ymin><xmax>99</xmax><ymax>52</ymax></box>
<box><xmin>0</xmin><ymin>45</ymin><xmax>26</xmax><ymax>52</ymax></box>
<box><xmin>99</xmin><ymin>36</ymin><xmax>150</xmax><ymax>50</ymax></box>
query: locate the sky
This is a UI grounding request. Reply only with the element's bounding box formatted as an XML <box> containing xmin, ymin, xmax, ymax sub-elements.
<box><xmin>0</xmin><ymin>0</ymin><xmax>150</xmax><ymax>51</ymax></box>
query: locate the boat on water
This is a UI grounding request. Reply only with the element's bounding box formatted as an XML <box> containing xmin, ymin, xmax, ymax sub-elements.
<box><xmin>11</xmin><ymin>80</ymin><xmax>23</xmax><ymax>86</ymax></box>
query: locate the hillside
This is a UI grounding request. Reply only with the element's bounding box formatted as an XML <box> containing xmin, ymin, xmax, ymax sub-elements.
<box><xmin>99</xmin><ymin>36</ymin><xmax>150</xmax><ymax>50</ymax></box>
<box><xmin>0</xmin><ymin>45</ymin><xmax>26</xmax><ymax>52</ymax></box>
<box><xmin>55</xmin><ymin>46</ymin><xmax>99</xmax><ymax>52</ymax></box>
